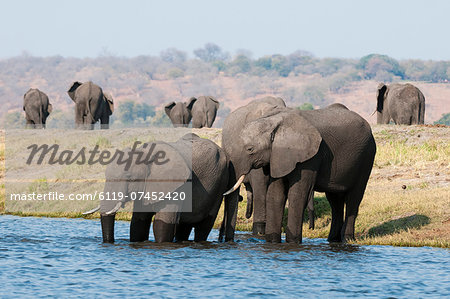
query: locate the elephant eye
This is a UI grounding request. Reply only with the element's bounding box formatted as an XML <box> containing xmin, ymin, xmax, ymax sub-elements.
<box><xmin>246</xmin><ymin>146</ymin><xmax>254</xmax><ymax>154</ymax></box>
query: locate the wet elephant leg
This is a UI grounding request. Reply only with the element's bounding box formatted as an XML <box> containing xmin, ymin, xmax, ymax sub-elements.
<box><xmin>285</xmin><ymin>165</ymin><xmax>316</xmax><ymax>243</ymax></box>
<box><xmin>153</xmin><ymin>212</ymin><xmax>178</xmax><ymax>243</ymax></box>
<box><xmin>130</xmin><ymin>212</ymin><xmax>154</xmax><ymax>242</ymax></box>
<box><xmin>342</xmin><ymin>171</ymin><xmax>371</xmax><ymax>242</ymax></box>
<box><xmin>326</xmin><ymin>192</ymin><xmax>345</xmax><ymax>242</ymax></box>
<box><xmin>249</xmin><ymin>169</ymin><xmax>268</xmax><ymax>235</ymax></box>
<box><xmin>101</xmin><ymin>214</ymin><xmax>116</xmax><ymax>243</ymax></box>
<box><xmin>194</xmin><ymin>215</ymin><xmax>217</xmax><ymax>242</ymax></box>
<box><xmin>265</xmin><ymin>178</ymin><xmax>286</xmax><ymax>243</ymax></box>
<box><xmin>175</xmin><ymin>224</ymin><xmax>193</xmax><ymax>242</ymax></box>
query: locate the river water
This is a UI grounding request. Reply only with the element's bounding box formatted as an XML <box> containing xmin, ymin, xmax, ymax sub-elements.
<box><xmin>0</xmin><ymin>215</ymin><xmax>448</xmax><ymax>298</ymax></box>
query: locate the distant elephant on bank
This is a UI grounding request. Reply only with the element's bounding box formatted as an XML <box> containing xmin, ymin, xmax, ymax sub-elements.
<box><xmin>223</xmin><ymin>103</ymin><xmax>376</xmax><ymax>243</ymax></box>
<box><xmin>376</xmin><ymin>83</ymin><xmax>425</xmax><ymax>125</ymax></box>
<box><xmin>220</xmin><ymin>96</ymin><xmax>314</xmax><ymax>241</ymax></box>
<box><xmin>189</xmin><ymin>96</ymin><xmax>219</xmax><ymax>128</ymax></box>
<box><xmin>67</xmin><ymin>81</ymin><xmax>114</xmax><ymax>129</ymax></box>
<box><xmin>165</xmin><ymin>96</ymin><xmax>219</xmax><ymax>128</ymax></box>
<box><xmin>84</xmin><ymin>133</ymin><xmax>229</xmax><ymax>243</ymax></box>
<box><xmin>23</xmin><ymin>88</ymin><xmax>52</xmax><ymax>128</ymax></box>
<box><xmin>164</xmin><ymin>101</ymin><xmax>195</xmax><ymax>127</ymax></box>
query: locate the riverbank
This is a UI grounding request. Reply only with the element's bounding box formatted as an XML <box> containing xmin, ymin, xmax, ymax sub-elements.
<box><xmin>0</xmin><ymin>125</ymin><xmax>449</xmax><ymax>248</ymax></box>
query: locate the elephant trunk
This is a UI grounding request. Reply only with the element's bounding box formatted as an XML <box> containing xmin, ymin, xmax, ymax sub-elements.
<box><xmin>101</xmin><ymin>214</ymin><xmax>116</xmax><ymax>243</ymax></box>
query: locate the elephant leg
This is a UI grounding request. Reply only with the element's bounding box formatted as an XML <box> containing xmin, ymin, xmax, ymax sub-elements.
<box><xmin>244</xmin><ymin>183</ymin><xmax>253</xmax><ymax>219</ymax></box>
<box><xmin>75</xmin><ymin>103</ymin><xmax>85</xmax><ymax>129</ymax></box>
<box><xmin>285</xmin><ymin>166</ymin><xmax>316</xmax><ymax>243</ymax></box>
<box><xmin>265</xmin><ymin>178</ymin><xmax>286</xmax><ymax>243</ymax></box>
<box><xmin>130</xmin><ymin>212</ymin><xmax>154</xmax><ymax>242</ymax></box>
<box><xmin>101</xmin><ymin>214</ymin><xmax>116</xmax><ymax>243</ymax></box>
<box><xmin>194</xmin><ymin>215</ymin><xmax>216</xmax><ymax>242</ymax></box>
<box><xmin>100</xmin><ymin>115</ymin><xmax>110</xmax><ymax>129</ymax></box>
<box><xmin>206</xmin><ymin>111</ymin><xmax>216</xmax><ymax>128</ymax></box>
<box><xmin>250</xmin><ymin>169</ymin><xmax>268</xmax><ymax>235</ymax></box>
<box><xmin>175</xmin><ymin>223</ymin><xmax>193</xmax><ymax>242</ymax></box>
<box><xmin>341</xmin><ymin>172</ymin><xmax>371</xmax><ymax>242</ymax></box>
<box><xmin>307</xmin><ymin>192</ymin><xmax>315</xmax><ymax>230</ymax></box>
<box><xmin>326</xmin><ymin>192</ymin><xmax>345</xmax><ymax>242</ymax></box>
<box><xmin>26</xmin><ymin>119</ymin><xmax>35</xmax><ymax>129</ymax></box>
<box><xmin>153</xmin><ymin>212</ymin><xmax>178</xmax><ymax>243</ymax></box>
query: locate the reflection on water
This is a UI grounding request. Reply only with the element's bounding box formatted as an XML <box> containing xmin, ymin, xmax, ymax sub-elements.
<box><xmin>0</xmin><ymin>215</ymin><xmax>449</xmax><ymax>297</ymax></box>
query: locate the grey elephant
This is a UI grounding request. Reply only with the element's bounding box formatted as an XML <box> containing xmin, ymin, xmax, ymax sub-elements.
<box><xmin>189</xmin><ymin>96</ymin><xmax>220</xmax><ymax>128</ymax></box>
<box><xmin>220</xmin><ymin>96</ymin><xmax>314</xmax><ymax>241</ymax></box>
<box><xmin>165</xmin><ymin>96</ymin><xmax>219</xmax><ymax>128</ymax></box>
<box><xmin>67</xmin><ymin>81</ymin><xmax>114</xmax><ymax>129</ymax></box>
<box><xmin>223</xmin><ymin>103</ymin><xmax>376</xmax><ymax>243</ymax></box>
<box><xmin>164</xmin><ymin>101</ymin><xmax>195</xmax><ymax>127</ymax></box>
<box><xmin>376</xmin><ymin>83</ymin><xmax>425</xmax><ymax>125</ymax></box>
<box><xmin>84</xmin><ymin>133</ymin><xmax>228</xmax><ymax>243</ymax></box>
<box><xmin>23</xmin><ymin>88</ymin><xmax>52</xmax><ymax>128</ymax></box>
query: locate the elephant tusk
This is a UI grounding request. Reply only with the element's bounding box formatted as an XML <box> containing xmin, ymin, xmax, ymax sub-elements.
<box><xmin>82</xmin><ymin>205</ymin><xmax>100</xmax><ymax>215</ymax></box>
<box><xmin>223</xmin><ymin>175</ymin><xmax>245</xmax><ymax>196</ymax></box>
<box><xmin>370</xmin><ymin>109</ymin><xmax>377</xmax><ymax>116</ymax></box>
<box><xmin>105</xmin><ymin>202</ymin><xmax>123</xmax><ymax>215</ymax></box>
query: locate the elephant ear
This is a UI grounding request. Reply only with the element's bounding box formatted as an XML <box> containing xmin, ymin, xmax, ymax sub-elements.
<box><xmin>164</xmin><ymin>102</ymin><xmax>176</xmax><ymax>116</ymax></box>
<box><xmin>208</xmin><ymin>96</ymin><xmax>220</xmax><ymax>109</ymax></box>
<box><xmin>68</xmin><ymin>81</ymin><xmax>82</xmax><ymax>101</ymax></box>
<box><xmin>104</xmin><ymin>93</ymin><xmax>114</xmax><ymax>114</ymax></box>
<box><xmin>377</xmin><ymin>83</ymin><xmax>387</xmax><ymax>112</ymax></box>
<box><xmin>270</xmin><ymin>112</ymin><xmax>322</xmax><ymax>178</ymax></box>
<box><xmin>143</xmin><ymin>142</ymin><xmax>192</xmax><ymax>206</ymax></box>
<box><xmin>245</xmin><ymin>103</ymin><xmax>283</xmax><ymax>123</ymax></box>
<box><xmin>186</xmin><ymin>97</ymin><xmax>197</xmax><ymax>110</ymax></box>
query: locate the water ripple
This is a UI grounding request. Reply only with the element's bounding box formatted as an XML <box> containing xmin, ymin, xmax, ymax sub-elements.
<box><xmin>0</xmin><ymin>215</ymin><xmax>449</xmax><ymax>298</ymax></box>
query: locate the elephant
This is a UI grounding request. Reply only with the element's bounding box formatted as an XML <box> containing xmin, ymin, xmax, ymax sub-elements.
<box><xmin>220</xmin><ymin>96</ymin><xmax>314</xmax><ymax>241</ymax></box>
<box><xmin>84</xmin><ymin>133</ymin><xmax>229</xmax><ymax>243</ymax></box>
<box><xmin>23</xmin><ymin>88</ymin><xmax>52</xmax><ymax>128</ymax></box>
<box><xmin>67</xmin><ymin>81</ymin><xmax>114</xmax><ymax>129</ymax></box>
<box><xmin>376</xmin><ymin>83</ymin><xmax>425</xmax><ymax>125</ymax></box>
<box><xmin>164</xmin><ymin>101</ymin><xmax>195</xmax><ymax>127</ymax></box>
<box><xmin>223</xmin><ymin>103</ymin><xmax>376</xmax><ymax>243</ymax></box>
<box><xmin>188</xmin><ymin>96</ymin><xmax>220</xmax><ymax>128</ymax></box>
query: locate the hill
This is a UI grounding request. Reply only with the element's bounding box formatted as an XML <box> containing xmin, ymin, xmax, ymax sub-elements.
<box><xmin>1</xmin><ymin>52</ymin><xmax>449</xmax><ymax>127</ymax></box>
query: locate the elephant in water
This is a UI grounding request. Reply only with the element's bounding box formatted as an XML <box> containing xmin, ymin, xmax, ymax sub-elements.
<box><xmin>220</xmin><ymin>96</ymin><xmax>314</xmax><ymax>241</ymax></box>
<box><xmin>23</xmin><ymin>88</ymin><xmax>52</xmax><ymax>128</ymax></box>
<box><xmin>376</xmin><ymin>83</ymin><xmax>425</xmax><ymax>125</ymax></box>
<box><xmin>84</xmin><ymin>133</ymin><xmax>229</xmax><ymax>243</ymax></box>
<box><xmin>67</xmin><ymin>81</ymin><xmax>114</xmax><ymax>129</ymax></box>
<box><xmin>223</xmin><ymin>103</ymin><xmax>376</xmax><ymax>243</ymax></box>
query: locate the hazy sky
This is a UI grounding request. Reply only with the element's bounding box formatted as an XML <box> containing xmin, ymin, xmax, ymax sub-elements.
<box><xmin>1</xmin><ymin>0</ymin><xmax>449</xmax><ymax>60</ymax></box>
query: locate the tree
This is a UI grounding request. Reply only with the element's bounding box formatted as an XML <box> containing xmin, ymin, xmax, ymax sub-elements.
<box><xmin>297</xmin><ymin>103</ymin><xmax>314</xmax><ymax>110</ymax></box>
<box><xmin>3</xmin><ymin>111</ymin><xmax>24</xmax><ymax>128</ymax></box>
<box><xmin>230</xmin><ymin>54</ymin><xmax>252</xmax><ymax>74</ymax></box>
<box><xmin>358</xmin><ymin>54</ymin><xmax>404</xmax><ymax>81</ymax></box>
<box><xmin>160</xmin><ymin>48</ymin><xmax>187</xmax><ymax>64</ymax></box>
<box><xmin>434</xmin><ymin>113</ymin><xmax>450</xmax><ymax>125</ymax></box>
<box><xmin>150</xmin><ymin>110</ymin><xmax>172</xmax><ymax>127</ymax></box>
<box><xmin>114</xmin><ymin>100</ymin><xmax>155</xmax><ymax>126</ymax></box>
<box><xmin>193</xmin><ymin>43</ymin><xmax>228</xmax><ymax>62</ymax></box>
